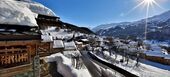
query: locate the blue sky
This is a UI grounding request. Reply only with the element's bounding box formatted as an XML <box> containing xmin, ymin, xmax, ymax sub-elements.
<box><xmin>35</xmin><ymin>0</ymin><xmax>170</xmax><ymax>28</ymax></box>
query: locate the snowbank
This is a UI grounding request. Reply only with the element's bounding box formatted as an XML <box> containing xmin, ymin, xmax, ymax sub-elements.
<box><xmin>0</xmin><ymin>0</ymin><xmax>55</xmax><ymax>26</ymax></box>
<box><xmin>44</xmin><ymin>53</ymin><xmax>91</xmax><ymax>77</ymax></box>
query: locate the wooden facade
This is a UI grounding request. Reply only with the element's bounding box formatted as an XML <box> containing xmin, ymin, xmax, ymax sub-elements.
<box><xmin>0</xmin><ymin>14</ymin><xmax>64</xmax><ymax>76</ymax></box>
<box><xmin>0</xmin><ymin>23</ymin><xmax>41</xmax><ymax>76</ymax></box>
<box><xmin>0</xmin><ymin>35</ymin><xmax>41</xmax><ymax>76</ymax></box>
<box><xmin>141</xmin><ymin>53</ymin><xmax>170</xmax><ymax>65</ymax></box>
<box><xmin>0</xmin><ymin>40</ymin><xmax>39</xmax><ymax>68</ymax></box>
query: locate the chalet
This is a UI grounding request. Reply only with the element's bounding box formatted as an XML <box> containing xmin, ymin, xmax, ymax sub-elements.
<box><xmin>95</xmin><ymin>37</ymin><xmax>104</xmax><ymax>47</ymax></box>
<box><xmin>78</xmin><ymin>39</ymin><xmax>89</xmax><ymax>45</ymax></box>
<box><xmin>0</xmin><ymin>13</ymin><xmax>65</xmax><ymax>76</ymax></box>
<box><xmin>142</xmin><ymin>50</ymin><xmax>170</xmax><ymax>65</ymax></box>
<box><xmin>75</xmin><ymin>41</ymin><xmax>83</xmax><ymax>50</ymax></box>
<box><xmin>52</xmin><ymin>40</ymin><xmax>64</xmax><ymax>53</ymax></box>
<box><xmin>37</xmin><ymin>14</ymin><xmax>65</xmax><ymax>57</ymax></box>
<box><xmin>0</xmin><ymin>24</ymin><xmax>41</xmax><ymax>77</ymax></box>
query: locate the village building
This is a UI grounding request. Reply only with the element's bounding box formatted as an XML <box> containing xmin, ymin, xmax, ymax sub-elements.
<box><xmin>64</xmin><ymin>41</ymin><xmax>77</xmax><ymax>51</ymax></box>
<box><xmin>75</xmin><ymin>41</ymin><xmax>83</xmax><ymax>50</ymax></box>
<box><xmin>0</xmin><ymin>9</ymin><xmax>66</xmax><ymax>77</ymax></box>
<box><xmin>0</xmin><ymin>24</ymin><xmax>41</xmax><ymax>77</ymax></box>
<box><xmin>142</xmin><ymin>50</ymin><xmax>170</xmax><ymax>65</ymax></box>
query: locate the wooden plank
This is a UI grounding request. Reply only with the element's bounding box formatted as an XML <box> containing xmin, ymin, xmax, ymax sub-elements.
<box><xmin>0</xmin><ymin>40</ymin><xmax>40</xmax><ymax>46</ymax></box>
<box><xmin>0</xmin><ymin>49</ymin><xmax>27</xmax><ymax>53</ymax></box>
<box><xmin>0</xmin><ymin>35</ymin><xmax>41</xmax><ymax>41</ymax></box>
<box><xmin>0</xmin><ymin>64</ymin><xmax>32</xmax><ymax>77</ymax></box>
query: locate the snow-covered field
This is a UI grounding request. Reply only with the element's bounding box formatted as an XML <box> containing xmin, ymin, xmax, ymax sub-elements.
<box><xmin>94</xmin><ymin>51</ymin><xmax>170</xmax><ymax>77</ymax></box>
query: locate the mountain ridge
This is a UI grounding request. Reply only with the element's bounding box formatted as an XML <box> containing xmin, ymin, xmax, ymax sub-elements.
<box><xmin>93</xmin><ymin>10</ymin><xmax>170</xmax><ymax>40</ymax></box>
<box><xmin>93</xmin><ymin>10</ymin><xmax>170</xmax><ymax>32</ymax></box>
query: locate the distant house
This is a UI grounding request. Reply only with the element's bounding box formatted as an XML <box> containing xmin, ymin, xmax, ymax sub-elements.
<box><xmin>75</xmin><ymin>41</ymin><xmax>83</xmax><ymax>50</ymax></box>
<box><xmin>95</xmin><ymin>37</ymin><xmax>104</xmax><ymax>47</ymax></box>
<box><xmin>52</xmin><ymin>40</ymin><xmax>64</xmax><ymax>53</ymax></box>
<box><xmin>64</xmin><ymin>41</ymin><xmax>77</xmax><ymax>51</ymax></box>
<box><xmin>142</xmin><ymin>50</ymin><xmax>170</xmax><ymax>65</ymax></box>
<box><xmin>78</xmin><ymin>39</ymin><xmax>89</xmax><ymax>44</ymax></box>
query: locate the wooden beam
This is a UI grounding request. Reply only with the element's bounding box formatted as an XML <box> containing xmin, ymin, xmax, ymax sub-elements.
<box><xmin>0</xmin><ymin>40</ymin><xmax>40</xmax><ymax>46</ymax></box>
<box><xmin>0</xmin><ymin>35</ymin><xmax>41</xmax><ymax>41</ymax></box>
<box><xmin>0</xmin><ymin>64</ymin><xmax>32</xmax><ymax>77</ymax></box>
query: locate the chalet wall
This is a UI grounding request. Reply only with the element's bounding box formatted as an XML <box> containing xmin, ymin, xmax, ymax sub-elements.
<box><xmin>0</xmin><ymin>40</ymin><xmax>40</xmax><ymax>76</ymax></box>
<box><xmin>141</xmin><ymin>53</ymin><xmax>170</xmax><ymax>65</ymax></box>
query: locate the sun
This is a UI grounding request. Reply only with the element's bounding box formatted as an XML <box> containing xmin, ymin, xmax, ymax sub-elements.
<box><xmin>144</xmin><ymin>0</ymin><xmax>154</xmax><ymax>4</ymax></box>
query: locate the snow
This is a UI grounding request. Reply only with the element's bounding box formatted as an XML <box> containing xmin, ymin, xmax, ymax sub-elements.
<box><xmin>93</xmin><ymin>10</ymin><xmax>170</xmax><ymax>35</ymax></box>
<box><xmin>81</xmin><ymin>39</ymin><xmax>89</xmax><ymax>42</ymax></box>
<box><xmin>41</xmin><ymin>35</ymin><xmax>53</xmax><ymax>42</ymax></box>
<box><xmin>41</xmin><ymin>28</ymin><xmax>74</xmax><ymax>41</ymax></box>
<box><xmin>0</xmin><ymin>0</ymin><xmax>37</xmax><ymax>26</ymax></box>
<box><xmin>75</xmin><ymin>41</ymin><xmax>83</xmax><ymax>45</ymax></box>
<box><xmin>63</xmin><ymin>50</ymin><xmax>81</xmax><ymax>57</ymax></box>
<box><xmin>141</xmin><ymin>59</ymin><xmax>170</xmax><ymax>70</ymax></box>
<box><xmin>102</xmin><ymin>69</ymin><xmax>116</xmax><ymax>77</ymax></box>
<box><xmin>147</xmin><ymin>10</ymin><xmax>170</xmax><ymax>22</ymax></box>
<box><xmin>49</xmin><ymin>29</ymin><xmax>73</xmax><ymax>40</ymax></box>
<box><xmin>25</xmin><ymin>2</ymin><xmax>55</xmax><ymax>16</ymax></box>
<box><xmin>92</xmin><ymin>22</ymin><xmax>130</xmax><ymax>32</ymax></box>
<box><xmin>94</xmin><ymin>51</ymin><xmax>170</xmax><ymax>77</ymax></box>
<box><xmin>44</xmin><ymin>53</ymin><xmax>91</xmax><ymax>77</ymax></box>
<box><xmin>143</xmin><ymin>40</ymin><xmax>170</xmax><ymax>59</ymax></box>
<box><xmin>53</xmin><ymin>40</ymin><xmax>64</xmax><ymax>48</ymax></box>
<box><xmin>0</xmin><ymin>0</ymin><xmax>55</xmax><ymax>26</ymax></box>
<box><xmin>144</xmin><ymin>40</ymin><xmax>169</xmax><ymax>47</ymax></box>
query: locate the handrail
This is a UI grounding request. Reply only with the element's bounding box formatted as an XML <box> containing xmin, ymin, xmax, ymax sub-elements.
<box><xmin>88</xmin><ymin>52</ymin><xmax>139</xmax><ymax>77</ymax></box>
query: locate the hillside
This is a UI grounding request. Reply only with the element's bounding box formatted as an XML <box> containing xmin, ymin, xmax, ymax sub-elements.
<box><xmin>62</xmin><ymin>22</ymin><xmax>95</xmax><ymax>34</ymax></box>
<box><xmin>93</xmin><ymin>10</ymin><xmax>170</xmax><ymax>40</ymax></box>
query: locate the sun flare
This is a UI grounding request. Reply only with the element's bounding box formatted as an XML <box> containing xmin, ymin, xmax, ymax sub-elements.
<box><xmin>144</xmin><ymin>0</ymin><xmax>154</xmax><ymax>4</ymax></box>
<box><xmin>126</xmin><ymin>0</ymin><xmax>164</xmax><ymax>40</ymax></box>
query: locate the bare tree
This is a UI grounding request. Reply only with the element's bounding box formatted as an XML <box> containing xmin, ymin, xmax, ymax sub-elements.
<box><xmin>107</xmin><ymin>37</ymin><xmax>114</xmax><ymax>56</ymax></box>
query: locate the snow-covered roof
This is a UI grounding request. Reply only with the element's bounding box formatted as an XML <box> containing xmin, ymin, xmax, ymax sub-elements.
<box><xmin>53</xmin><ymin>40</ymin><xmax>64</xmax><ymax>48</ymax></box>
<box><xmin>96</xmin><ymin>37</ymin><xmax>103</xmax><ymax>41</ymax></box>
<box><xmin>75</xmin><ymin>41</ymin><xmax>83</xmax><ymax>45</ymax></box>
<box><xmin>64</xmin><ymin>41</ymin><xmax>77</xmax><ymax>50</ymax></box>
<box><xmin>41</xmin><ymin>35</ymin><xmax>53</xmax><ymax>42</ymax></box>
<box><xmin>26</xmin><ymin>2</ymin><xmax>55</xmax><ymax>16</ymax></box>
<box><xmin>0</xmin><ymin>0</ymin><xmax>56</xmax><ymax>26</ymax></box>
<box><xmin>49</xmin><ymin>29</ymin><xmax>73</xmax><ymax>40</ymax></box>
<box><xmin>81</xmin><ymin>39</ymin><xmax>89</xmax><ymax>42</ymax></box>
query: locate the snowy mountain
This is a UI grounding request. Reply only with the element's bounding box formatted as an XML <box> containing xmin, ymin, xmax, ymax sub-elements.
<box><xmin>92</xmin><ymin>22</ymin><xmax>130</xmax><ymax>32</ymax></box>
<box><xmin>93</xmin><ymin>10</ymin><xmax>170</xmax><ymax>40</ymax></box>
<box><xmin>0</xmin><ymin>0</ymin><xmax>55</xmax><ymax>26</ymax></box>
